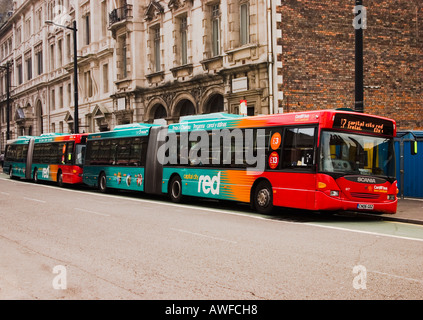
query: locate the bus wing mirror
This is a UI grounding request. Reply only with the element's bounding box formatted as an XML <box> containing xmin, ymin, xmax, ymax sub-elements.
<box><xmin>411</xmin><ymin>141</ymin><xmax>418</xmax><ymax>155</ymax></box>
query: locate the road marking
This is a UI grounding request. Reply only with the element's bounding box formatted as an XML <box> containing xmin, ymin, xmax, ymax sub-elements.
<box><xmin>2</xmin><ymin>175</ymin><xmax>423</xmax><ymax>243</ymax></box>
<box><xmin>23</xmin><ymin>197</ymin><xmax>46</xmax><ymax>203</ymax></box>
<box><xmin>369</xmin><ymin>269</ymin><xmax>423</xmax><ymax>285</ymax></box>
<box><xmin>170</xmin><ymin>228</ymin><xmax>237</xmax><ymax>244</ymax></box>
<box><xmin>0</xmin><ymin>191</ymin><xmax>10</xmax><ymax>195</ymax></box>
<box><xmin>306</xmin><ymin>222</ymin><xmax>423</xmax><ymax>242</ymax></box>
<box><xmin>74</xmin><ymin>207</ymin><xmax>110</xmax><ymax>217</ymax></box>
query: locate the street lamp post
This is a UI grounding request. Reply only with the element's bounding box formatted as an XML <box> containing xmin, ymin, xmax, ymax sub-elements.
<box><xmin>354</xmin><ymin>0</ymin><xmax>364</xmax><ymax>113</ymax></box>
<box><xmin>46</xmin><ymin>20</ymin><xmax>79</xmax><ymax>133</ymax></box>
<box><xmin>0</xmin><ymin>61</ymin><xmax>12</xmax><ymax>141</ymax></box>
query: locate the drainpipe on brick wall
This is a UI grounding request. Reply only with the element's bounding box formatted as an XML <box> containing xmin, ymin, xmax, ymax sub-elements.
<box><xmin>267</xmin><ymin>0</ymin><xmax>274</xmax><ymax>114</ymax></box>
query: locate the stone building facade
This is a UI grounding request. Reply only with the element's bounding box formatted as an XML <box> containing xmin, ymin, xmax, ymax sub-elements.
<box><xmin>0</xmin><ymin>0</ymin><xmax>421</xmax><ymax>153</ymax></box>
<box><xmin>0</xmin><ymin>0</ymin><xmax>282</xmax><ymax>153</ymax></box>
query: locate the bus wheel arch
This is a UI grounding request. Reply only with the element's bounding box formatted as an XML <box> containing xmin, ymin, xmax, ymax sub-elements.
<box><xmin>168</xmin><ymin>174</ymin><xmax>183</xmax><ymax>203</ymax></box>
<box><xmin>251</xmin><ymin>178</ymin><xmax>274</xmax><ymax>214</ymax></box>
<box><xmin>98</xmin><ymin>171</ymin><xmax>108</xmax><ymax>193</ymax></box>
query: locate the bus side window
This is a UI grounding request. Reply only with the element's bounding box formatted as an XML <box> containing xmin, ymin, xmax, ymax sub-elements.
<box><xmin>282</xmin><ymin>127</ymin><xmax>315</xmax><ymax>169</ymax></box>
<box><xmin>65</xmin><ymin>142</ymin><xmax>74</xmax><ymax>164</ymax></box>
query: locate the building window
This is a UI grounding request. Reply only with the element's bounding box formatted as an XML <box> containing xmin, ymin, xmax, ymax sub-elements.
<box><xmin>26</xmin><ymin>56</ymin><xmax>32</xmax><ymax>81</ymax></box>
<box><xmin>211</xmin><ymin>4</ymin><xmax>220</xmax><ymax>57</ymax></box>
<box><xmin>153</xmin><ymin>26</ymin><xmax>161</xmax><ymax>72</ymax></box>
<box><xmin>17</xmin><ymin>61</ymin><xmax>23</xmax><ymax>85</ymax></box>
<box><xmin>240</xmin><ymin>2</ymin><xmax>249</xmax><ymax>45</ymax></box>
<box><xmin>51</xmin><ymin>89</ymin><xmax>55</xmax><ymax>111</ymax></box>
<box><xmin>85</xmin><ymin>14</ymin><xmax>91</xmax><ymax>45</ymax></box>
<box><xmin>35</xmin><ymin>8</ymin><xmax>43</xmax><ymax>32</ymax></box>
<box><xmin>59</xmin><ymin>86</ymin><xmax>63</xmax><ymax>108</ymax></box>
<box><xmin>118</xmin><ymin>35</ymin><xmax>127</xmax><ymax>79</ymax></box>
<box><xmin>85</xmin><ymin>71</ymin><xmax>93</xmax><ymax>98</ymax></box>
<box><xmin>16</xmin><ymin>27</ymin><xmax>22</xmax><ymax>46</ymax></box>
<box><xmin>102</xmin><ymin>63</ymin><xmax>109</xmax><ymax>93</ymax></box>
<box><xmin>35</xmin><ymin>50</ymin><xmax>43</xmax><ymax>75</ymax></box>
<box><xmin>50</xmin><ymin>44</ymin><xmax>55</xmax><ymax>71</ymax></box>
<box><xmin>67</xmin><ymin>83</ymin><xmax>72</xmax><ymax>106</ymax></box>
<box><xmin>58</xmin><ymin>39</ymin><xmax>63</xmax><ymax>67</ymax></box>
<box><xmin>101</xmin><ymin>1</ymin><xmax>108</xmax><ymax>38</ymax></box>
<box><xmin>180</xmin><ymin>16</ymin><xmax>188</xmax><ymax>65</ymax></box>
<box><xmin>25</xmin><ymin>18</ymin><xmax>31</xmax><ymax>41</ymax></box>
<box><xmin>66</xmin><ymin>34</ymin><xmax>71</xmax><ymax>63</ymax></box>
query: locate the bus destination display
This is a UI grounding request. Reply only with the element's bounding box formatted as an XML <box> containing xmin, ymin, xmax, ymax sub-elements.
<box><xmin>333</xmin><ymin>113</ymin><xmax>394</xmax><ymax>135</ymax></box>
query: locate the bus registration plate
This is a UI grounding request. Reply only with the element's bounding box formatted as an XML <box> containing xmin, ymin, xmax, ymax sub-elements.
<box><xmin>357</xmin><ymin>204</ymin><xmax>374</xmax><ymax>210</ymax></box>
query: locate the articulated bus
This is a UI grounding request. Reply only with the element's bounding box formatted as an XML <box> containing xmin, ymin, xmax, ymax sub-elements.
<box><xmin>4</xmin><ymin>133</ymin><xmax>88</xmax><ymax>186</ymax></box>
<box><xmin>83</xmin><ymin>109</ymin><xmax>398</xmax><ymax>214</ymax></box>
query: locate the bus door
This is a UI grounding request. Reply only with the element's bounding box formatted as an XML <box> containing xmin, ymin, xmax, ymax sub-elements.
<box><xmin>276</xmin><ymin>126</ymin><xmax>317</xmax><ymax>210</ymax></box>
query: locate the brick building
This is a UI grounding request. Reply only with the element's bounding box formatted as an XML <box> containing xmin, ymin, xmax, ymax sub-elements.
<box><xmin>278</xmin><ymin>0</ymin><xmax>422</xmax><ymax>130</ymax></box>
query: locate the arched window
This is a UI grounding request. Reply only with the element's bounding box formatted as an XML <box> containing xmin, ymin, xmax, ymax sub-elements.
<box><xmin>206</xmin><ymin>94</ymin><xmax>224</xmax><ymax>113</ymax></box>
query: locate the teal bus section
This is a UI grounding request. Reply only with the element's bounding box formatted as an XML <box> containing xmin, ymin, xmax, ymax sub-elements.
<box><xmin>3</xmin><ymin>136</ymin><xmax>34</xmax><ymax>179</ymax></box>
<box><xmin>83</xmin><ymin>123</ymin><xmax>159</xmax><ymax>193</ymax></box>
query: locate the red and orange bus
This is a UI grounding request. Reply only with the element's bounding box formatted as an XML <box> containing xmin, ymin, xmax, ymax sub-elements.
<box><xmin>4</xmin><ymin>133</ymin><xmax>88</xmax><ymax>186</ymax></box>
<box><xmin>83</xmin><ymin>109</ymin><xmax>398</xmax><ymax>214</ymax></box>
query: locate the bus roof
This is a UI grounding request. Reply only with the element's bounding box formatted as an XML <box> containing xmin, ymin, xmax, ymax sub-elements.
<box><xmin>6</xmin><ymin>136</ymin><xmax>34</xmax><ymax>145</ymax></box>
<box><xmin>180</xmin><ymin>112</ymin><xmax>244</xmax><ymax>123</ymax></box>
<box><xmin>167</xmin><ymin>109</ymin><xmax>396</xmax><ymax>136</ymax></box>
<box><xmin>33</xmin><ymin>133</ymin><xmax>89</xmax><ymax>143</ymax></box>
<box><xmin>87</xmin><ymin>123</ymin><xmax>158</xmax><ymax>140</ymax></box>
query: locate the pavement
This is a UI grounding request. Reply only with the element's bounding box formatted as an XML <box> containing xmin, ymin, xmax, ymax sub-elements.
<box><xmin>377</xmin><ymin>198</ymin><xmax>423</xmax><ymax>225</ymax></box>
<box><xmin>0</xmin><ymin>166</ymin><xmax>422</xmax><ymax>225</ymax></box>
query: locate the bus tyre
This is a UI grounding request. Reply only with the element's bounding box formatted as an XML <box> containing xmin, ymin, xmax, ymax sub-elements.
<box><xmin>33</xmin><ymin>169</ymin><xmax>38</xmax><ymax>183</ymax></box>
<box><xmin>57</xmin><ymin>171</ymin><xmax>64</xmax><ymax>187</ymax></box>
<box><xmin>99</xmin><ymin>172</ymin><xmax>107</xmax><ymax>193</ymax></box>
<box><xmin>253</xmin><ymin>180</ymin><xmax>274</xmax><ymax>214</ymax></box>
<box><xmin>169</xmin><ymin>175</ymin><xmax>183</xmax><ymax>203</ymax></box>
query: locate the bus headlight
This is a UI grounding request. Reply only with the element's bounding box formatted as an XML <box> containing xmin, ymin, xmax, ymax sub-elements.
<box><xmin>387</xmin><ymin>195</ymin><xmax>396</xmax><ymax>201</ymax></box>
<box><xmin>330</xmin><ymin>190</ymin><xmax>340</xmax><ymax>197</ymax></box>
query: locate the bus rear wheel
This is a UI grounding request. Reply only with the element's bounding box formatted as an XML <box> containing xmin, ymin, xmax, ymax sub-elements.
<box><xmin>169</xmin><ymin>175</ymin><xmax>183</xmax><ymax>203</ymax></box>
<box><xmin>33</xmin><ymin>168</ymin><xmax>38</xmax><ymax>183</ymax></box>
<box><xmin>57</xmin><ymin>171</ymin><xmax>64</xmax><ymax>187</ymax></box>
<box><xmin>253</xmin><ymin>180</ymin><xmax>274</xmax><ymax>214</ymax></box>
<box><xmin>99</xmin><ymin>172</ymin><xmax>107</xmax><ymax>193</ymax></box>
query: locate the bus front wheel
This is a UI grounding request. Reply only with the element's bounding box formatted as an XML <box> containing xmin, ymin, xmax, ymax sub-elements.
<box><xmin>253</xmin><ymin>180</ymin><xmax>274</xmax><ymax>214</ymax></box>
<box><xmin>169</xmin><ymin>175</ymin><xmax>183</xmax><ymax>203</ymax></box>
<box><xmin>99</xmin><ymin>172</ymin><xmax>107</xmax><ymax>193</ymax></box>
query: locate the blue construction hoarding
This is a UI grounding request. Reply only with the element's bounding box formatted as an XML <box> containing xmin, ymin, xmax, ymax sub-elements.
<box><xmin>395</xmin><ymin>131</ymin><xmax>423</xmax><ymax>198</ymax></box>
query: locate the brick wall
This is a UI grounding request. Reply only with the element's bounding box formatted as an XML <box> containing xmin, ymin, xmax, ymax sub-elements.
<box><xmin>278</xmin><ymin>0</ymin><xmax>422</xmax><ymax>130</ymax></box>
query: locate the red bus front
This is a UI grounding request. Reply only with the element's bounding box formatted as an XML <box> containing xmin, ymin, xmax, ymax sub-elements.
<box><xmin>315</xmin><ymin>123</ymin><xmax>397</xmax><ymax>214</ymax></box>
